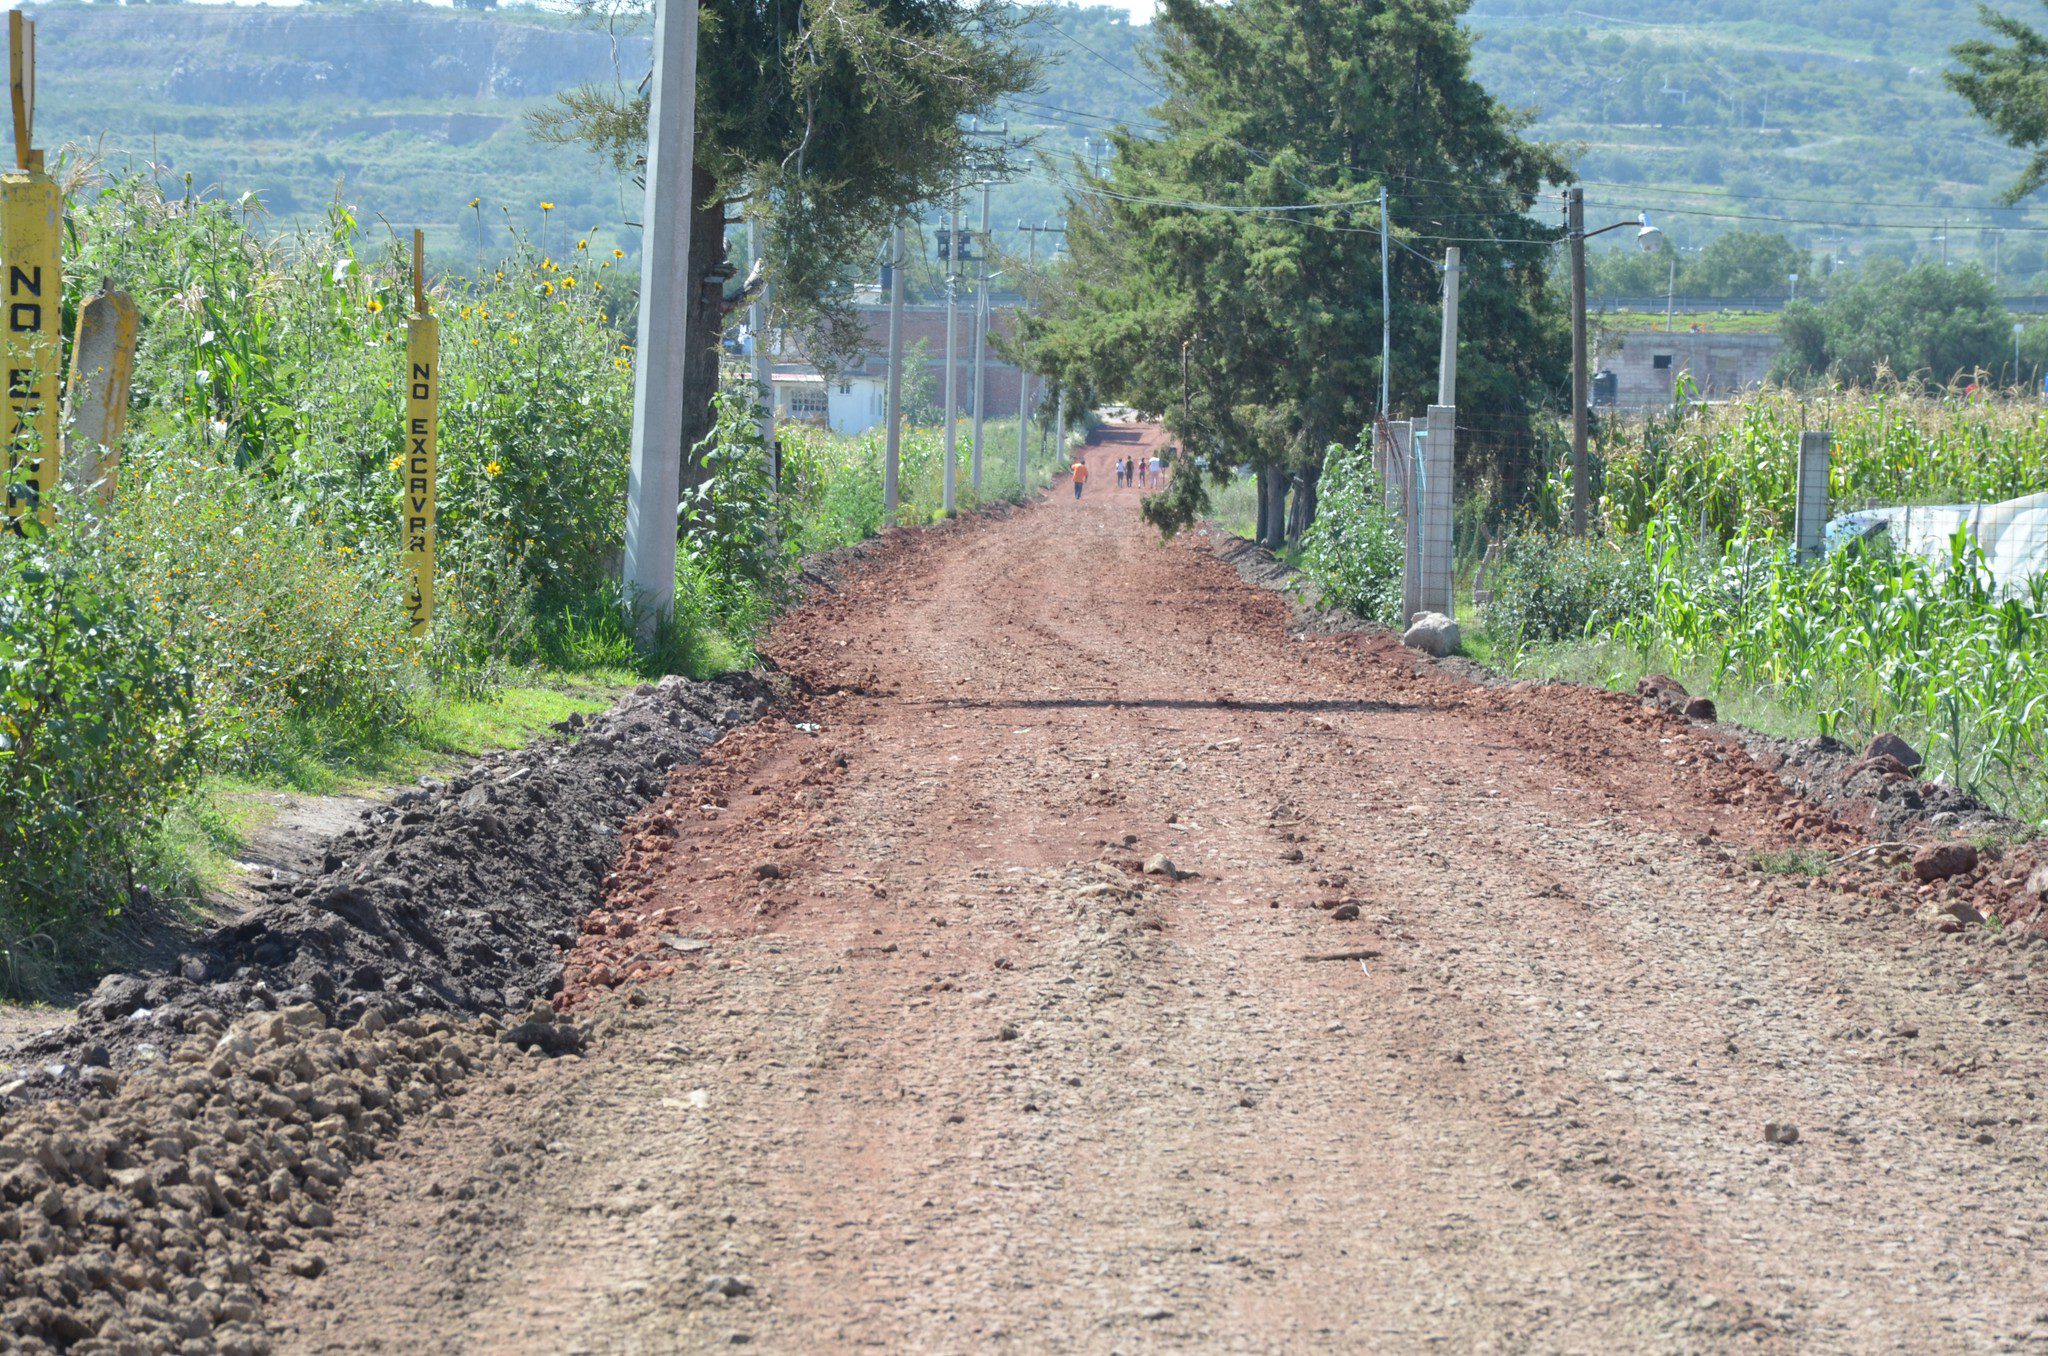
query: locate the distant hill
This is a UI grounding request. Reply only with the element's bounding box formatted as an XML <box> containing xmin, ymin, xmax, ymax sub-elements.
<box><xmin>26</xmin><ymin>0</ymin><xmax>2048</xmax><ymax>285</ymax></box>
<box><xmin>32</xmin><ymin>2</ymin><xmax>646</xmax><ymax>265</ymax></box>
<box><xmin>1464</xmin><ymin>0</ymin><xmax>2046</xmax><ymax>281</ymax></box>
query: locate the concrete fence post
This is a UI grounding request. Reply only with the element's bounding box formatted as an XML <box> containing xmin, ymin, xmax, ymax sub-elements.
<box><xmin>1419</xmin><ymin>405</ymin><xmax>1456</xmax><ymax>619</ymax></box>
<box><xmin>1401</xmin><ymin>418</ymin><xmax>1423</xmax><ymax>626</ymax></box>
<box><xmin>1794</xmin><ymin>429</ymin><xmax>1831</xmax><ymax>563</ymax></box>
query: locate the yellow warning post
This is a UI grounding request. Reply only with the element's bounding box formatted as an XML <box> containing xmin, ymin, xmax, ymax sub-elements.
<box><xmin>403</xmin><ymin>228</ymin><xmax>439</xmax><ymax>636</ymax></box>
<box><xmin>1</xmin><ymin>11</ymin><xmax>59</xmax><ymax>528</ymax></box>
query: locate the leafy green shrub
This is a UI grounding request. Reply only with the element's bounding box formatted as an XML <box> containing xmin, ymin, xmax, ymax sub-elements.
<box><xmin>104</xmin><ymin>453</ymin><xmax>419</xmax><ymax>771</ymax></box>
<box><xmin>1</xmin><ymin>531</ymin><xmax>198</xmax><ymax>942</ymax></box>
<box><xmin>1485</xmin><ymin>529</ymin><xmax>1655</xmax><ymax>648</ymax></box>
<box><xmin>685</xmin><ymin>388</ymin><xmax>797</xmax><ymax>634</ymax></box>
<box><xmin>1299</xmin><ymin>438</ymin><xmax>1404</xmax><ymax>623</ymax></box>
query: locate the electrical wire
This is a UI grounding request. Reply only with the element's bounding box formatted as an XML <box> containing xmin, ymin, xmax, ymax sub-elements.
<box><xmin>1584</xmin><ymin>200</ymin><xmax>2048</xmax><ymax>235</ymax></box>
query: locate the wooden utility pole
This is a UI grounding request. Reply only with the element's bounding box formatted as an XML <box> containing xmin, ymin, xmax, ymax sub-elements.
<box><xmin>1437</xmin><ymin>246</ymin><xmax>1461</xmax><ymax>409</ymax></box>
<box><xmin>884</xmin><ymin>219</ymin><xmax>906</xmax><ymax>522</ymax></box>
<box><xmin>622</xmin><ymin>0</ymin><xmax>700</xmax><ymax>630</ymax></box>
<box><xmin>971</xmin><ymin>181</ymin><xmax>990</xmax><ymax>493</ymax></box>
<box><xmin>1568</xmin><ymin>185</ymin><xmax>1590</xmax><ymax>536</ymax></box>
<box><xmin>943</xmin><ymin>195</ymin><xmax>960</xmax><ymax>516</ymax></box>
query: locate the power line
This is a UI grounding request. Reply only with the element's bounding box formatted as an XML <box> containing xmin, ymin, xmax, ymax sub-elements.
<box><xmin>1585</xmin><ymin>199</ymin><xmax>2048</xmax><ymax>235</ymax></box>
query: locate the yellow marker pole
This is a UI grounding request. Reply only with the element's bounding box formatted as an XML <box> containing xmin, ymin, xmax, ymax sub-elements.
<box><xmin>402</xmin><ymin>228</ymin><xmax>439</xmax><ymax>636</ymax></box>
<box><xmin>1</xmin><ymin>12</ymin><xmax>59</xmax><ymax>529</ymax></box>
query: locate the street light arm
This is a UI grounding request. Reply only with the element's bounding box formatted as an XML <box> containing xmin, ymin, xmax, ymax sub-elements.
<box><xmin>1579</xmin><ymin>218</ymin><xmax>1646</xmax><ymax>241</ymax></box>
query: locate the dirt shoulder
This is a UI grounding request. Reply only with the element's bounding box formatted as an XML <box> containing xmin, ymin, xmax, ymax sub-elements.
<box><xmin>262</xmin><ymin>423</ymin><xmax>2048</xmax><ymax>1353</ymax></box>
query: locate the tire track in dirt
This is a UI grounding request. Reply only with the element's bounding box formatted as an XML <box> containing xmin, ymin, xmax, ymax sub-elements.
<box><xmin>272</xmin><ymin>423</ymin><xmax>2048</xmax><ymax>1353</ymax></box>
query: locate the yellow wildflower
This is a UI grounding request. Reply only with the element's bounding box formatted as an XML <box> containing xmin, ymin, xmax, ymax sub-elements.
<box><xmin>540</xmin><ymin>201</ymin><xmax>554</xmax><ymax>211</ymax></box>
<box><xmin>562</xmin><ymin>275</ymin><xmax>576</xmax><ymax>288</ymax></box>
<box><xmin>366</xmin><ymin>298</ymin><xmax>383</xmax><ymax>313</ymax></box>
<box><xmin>612</xmin><ymin>248</ymin><xmax>625</xmax><ymax>259</ymax></box>
<box><xmin>485</xmin><ymin>461</ymin><xmax>503</xmax><ymax>478</ymax></box>
<box><xmin>577</xmin><ymin>238</ymin><xmax>589</xmax><ymax>251</ymax></box>
<box><xmin>469</xmin><ymin>197</ymin><xmax>480</xmax><ymax>209</ymax></box>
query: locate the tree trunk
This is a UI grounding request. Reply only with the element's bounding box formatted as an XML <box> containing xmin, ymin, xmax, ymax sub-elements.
<box><xmin>1259</xmin><ymin>464</ymin><xmax>1288</xmax><ymax>552</ymax></box>
<box><xmin>680</xmin><ymin>162</ymin><xmax>728</xmax><ymax>494</ymax></box>
<box><xmin>1288</xmin><ymin>463</ymin><xmax>1321</xmax><ymax>543</ymax></box>
<box><xmin>1253</xmin><ymin>464</ymin><xmax>1272</xmax><ymax>545</ymax></box>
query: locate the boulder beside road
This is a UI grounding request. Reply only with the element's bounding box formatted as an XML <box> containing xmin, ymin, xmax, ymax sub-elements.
<box><xmin>1401</xmin><ymin>612</ymin><xmax>1460</xmax><ymax>657</ymax></box>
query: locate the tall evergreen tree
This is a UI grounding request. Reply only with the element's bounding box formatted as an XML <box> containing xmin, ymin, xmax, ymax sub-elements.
<box><xmin>534</xmin><ymin>0</ymin><xmax>1037</xmax><ymax>480</ymax></box>
<box><xmin>1951</xmin><ymin>4</ymin><xmax>2048</xmax><ymax>203</ymax></box>
<box><xmin>1020</xmin><ymin>0</ymin><xmax>1567</xmax><ymax>542</ymax></box>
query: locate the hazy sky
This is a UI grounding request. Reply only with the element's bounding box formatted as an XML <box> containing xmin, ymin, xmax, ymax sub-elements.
<box><xmin>1099</xmin><ymin>0</ymin><xmax>1159</xmax><ymax>21</ymax></box>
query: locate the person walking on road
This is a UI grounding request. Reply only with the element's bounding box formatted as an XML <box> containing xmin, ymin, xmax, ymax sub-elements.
<box><xmin>1071</xmin><ymin>456</ymin><xmax>1089</xmax><ymax>500</ymax></box>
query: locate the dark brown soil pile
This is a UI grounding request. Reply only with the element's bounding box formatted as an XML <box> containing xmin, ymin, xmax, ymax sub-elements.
<box><xmin>5</xmin><ymin>671</ymin><xmax>774</xmax><ymax>1103</ymax></box>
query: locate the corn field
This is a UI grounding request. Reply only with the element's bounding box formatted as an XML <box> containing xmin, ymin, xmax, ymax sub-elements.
<box><xmin>1496</xmin><ymin>385</ymin><xmax>2048</xmax><ymax>823</ymax></box>
<box><xmin>1597</xmin><ymin>382</ymin><xmax>2048</xmax><ymax>540</ymax></box>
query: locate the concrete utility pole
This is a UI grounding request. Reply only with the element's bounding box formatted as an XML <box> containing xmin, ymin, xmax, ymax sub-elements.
<box><xmin>622</xmin><ymin>0</ymin><xmax>700</xmax><ymax>631</ymax></box>
<box><xmin>1437</xmin><ymin>246</ymin><xmax>1461</xmax><ymax>409</ymax></box>
<box><xmin>972</xmin><ymin>181</ymin><xmax>990</xmax><ymax>493</ymax></box>
<box><xmin>1016</xmin><ymin>221</ymin><xmax>1043</xmax><ymax>487</ymax></box>
<box><xmin>749</xmin><ymin>217</ymin><xmax>775</xmax><ymax>487</ymax></box>
<box><xmin>1379</xmin><ymin>184</ymin><xmax>1392</xmax><ymax>417</ymax></box>
<box><xmin>943</xmin><ymin>195</ymin><xmax>960</xmax><ymax>516</ymax></box>
<box><xmin>1568</xmin><ymin>185</ymin><xmax>1590</xmax><ymax>536</ymax></box>
<box><xmin>884</xmin><ymin>219</ymin><xmax>906</xmax><ymax>522</ymax></box>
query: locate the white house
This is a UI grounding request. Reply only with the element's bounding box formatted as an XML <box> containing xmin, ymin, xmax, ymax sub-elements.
<box><xmin>770</xmin><ymin>369</ymin><xmax>888</xmax><ymax>436</ymax></box>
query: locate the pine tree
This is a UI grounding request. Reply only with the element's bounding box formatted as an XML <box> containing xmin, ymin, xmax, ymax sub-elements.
<box><xmin>1951</xmin><ymin>4</ymin><xmax>2048</xmax><ymax>204</ymax></box>
<box><xmin>1021</xmin><ymin>0</ymin><xmax>1567</xmax><ymax>541</ymax></box>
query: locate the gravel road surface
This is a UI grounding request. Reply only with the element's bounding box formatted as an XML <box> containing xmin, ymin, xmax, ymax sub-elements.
<box><xmin>272</xmin><ymin>423</ymin><xmax>2048</xmax><ymax>1353</ymax></box>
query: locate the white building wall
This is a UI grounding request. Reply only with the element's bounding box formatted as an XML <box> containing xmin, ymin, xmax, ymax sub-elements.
<box><xmin>830</xmin><ymin>377</ymin><xmax>887</xmax><ymax>437</ymax></box>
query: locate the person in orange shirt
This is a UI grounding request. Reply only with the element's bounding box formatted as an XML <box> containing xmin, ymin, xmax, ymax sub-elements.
<box><xmin>1071</xmin><ymin>456</ymin><xmax>1089</xmax><ymax>499</ymax></box>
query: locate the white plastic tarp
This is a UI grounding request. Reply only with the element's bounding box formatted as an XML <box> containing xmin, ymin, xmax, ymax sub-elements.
<box><xmin>1825</xmin><ymin>490</ymin><xmax>2048</xmax><ymax>594</ymax></box>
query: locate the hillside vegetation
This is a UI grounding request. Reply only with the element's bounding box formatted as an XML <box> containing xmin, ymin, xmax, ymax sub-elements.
<box><xmin>34</xmin><ymin>1</ymin><xmax>2041</xmax><ymax>281</ymax></box>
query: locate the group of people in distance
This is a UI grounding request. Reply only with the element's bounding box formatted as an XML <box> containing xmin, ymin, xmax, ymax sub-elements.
<box><xmin>1069</xmin><ymin>448</ymin><xmax>1169</xmax><ymax>500</ymax></box>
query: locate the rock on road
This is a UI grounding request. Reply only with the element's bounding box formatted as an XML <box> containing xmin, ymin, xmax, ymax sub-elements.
<box><xmin>276</xmin><ymin>423</ymin><xmax>2048</xmax><ymax>1352</ymax></box>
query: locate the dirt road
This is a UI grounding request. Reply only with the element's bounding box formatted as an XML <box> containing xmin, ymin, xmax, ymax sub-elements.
<box><xmin>275</xmin><ymin>423</ymin><xmax>2048</xmax><ymax>1352</ymax></box>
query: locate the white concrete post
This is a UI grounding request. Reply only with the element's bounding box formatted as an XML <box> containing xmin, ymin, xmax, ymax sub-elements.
<box><xmin>1402</xmin><ymin>409</ymin><xmax>1455</xmax><ymax>623</ymax></box>
<box><xmin>1402</xmin><ymin>418</ymin><xmax>1422</xmax><ymax>626</ymax></box>
<box><xmin>1437</xmin><ymin>246</ymin><xmax>1461</xmax><ymax>409</ymax></box>
<box><xmin>621</xmin><ymin>0</ymin><xmax>700</xmax><ymax>632</ymax></box>
<box><xmin>972</xmin><ymin>181</ymin><xmax>989</xmax><ymax>493</ymax></box>
<box><xmin>1420</xmin><ymin>405</ymin><xmax>1456</xmax><ymax>619</ymax></box>
<box><xmin>748</xmin><ymin>218</ymin><xmax>775</xmax><ymax>487</ymax></box>
<box><xmin>1016</xmin><ymin>223</ymin><xmax>1040</xmax><ymax>488</ymax></box>
<box><xmin>943</xmin><ymin>197</ymin><xmax>960</xmax><ymax>516</ymax></box>
<box><xmin>1794</xmin><ymin>429</ymin><xmax>1831</xmax><ymax>563</ymax></box>
<box><xmin>884</xmin><ymin>220</ymin><xmax>905</xmax><ymax>522</ymax></box>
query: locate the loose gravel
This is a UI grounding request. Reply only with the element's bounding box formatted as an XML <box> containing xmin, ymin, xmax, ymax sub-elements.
<box><xmin>0</xmin><ymin>670</ymin><xmax>775</xmax><ymax>1353</ymax></box>
<box><xmin>5</xmin><ymin>671</ymin><xmax>773</xmax><ymax>1102</ymax></box>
